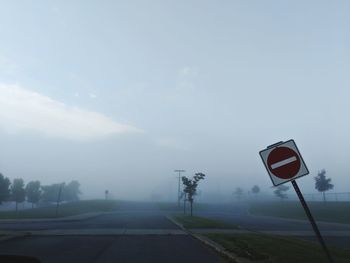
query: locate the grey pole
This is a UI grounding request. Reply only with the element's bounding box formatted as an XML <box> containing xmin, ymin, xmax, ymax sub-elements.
<box><xmin>55</xmin><ymin>183</ymin><xmax>64</xmax><ymax>217</ymax></box>
<box><xmin>291</xmin><ymin>180</ymin><xmax>333</xmax><ymax>263</ymax></box>
<box><xmin>174</xmin><ymin>170</ymin><xmax>185</xmax><ymax>207</ymax></box>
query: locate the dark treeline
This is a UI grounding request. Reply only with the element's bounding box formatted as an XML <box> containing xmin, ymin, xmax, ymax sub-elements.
<box><xmin>0</xmin><ymin>173</ymin><xmax>81</xmax><ymax>210</ymax></box>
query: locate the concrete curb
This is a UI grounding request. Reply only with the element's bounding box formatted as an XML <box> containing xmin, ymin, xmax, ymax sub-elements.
<box><xmin>166</xmin><ymin>215</ymin><xmax>251</xmax><ymax>263</ymax></box>
<box><xmin>0</xmin><ymin>211</ymin><xmax>114</xmax><ymax>223</ymax></box>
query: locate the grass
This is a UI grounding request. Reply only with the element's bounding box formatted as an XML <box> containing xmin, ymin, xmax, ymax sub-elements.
<box><xmin>157</xmin><ymin>202</ymin><xmax>183</xmax><ymax>211</ymax></box>
<box><xmin>173</xmin><ymin>214</ymin><xmax>238</xmax><ymax>229</ymax></box>
<box><xmin>158</xmin><ymin>202</ymin><xmax>207</xmax><ymax>211</ymax></box>
<box><xmin>249</xmin><ymin>201</ymin><xmax>350</xmax><ymax>224</ymax></box>
<box><xmin>205</xmin><ymin>233</ymin><xmax>350</xmax><ymax>263</ymax></box>
<box><xmin>0</xmin><ymin>200</ymin><xmax>119</xmax><ymax>219</ymax></box>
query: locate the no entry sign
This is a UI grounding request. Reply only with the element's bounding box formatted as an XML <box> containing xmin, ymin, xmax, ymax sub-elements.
<box><xmin>259</xmin><ymin>140</ymin><xmax>334</xmax><ymax>262</ymax></box>
<box><xmin>259</xmin><ymin>140</ymin><xmax>309</xmax><ymax>186</ymax></box>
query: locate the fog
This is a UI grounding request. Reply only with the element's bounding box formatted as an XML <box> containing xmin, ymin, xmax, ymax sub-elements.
<box><xmin>0</xmin><ymin>1</ymin><xmax>349</xmax><ymax>201</ymax></box>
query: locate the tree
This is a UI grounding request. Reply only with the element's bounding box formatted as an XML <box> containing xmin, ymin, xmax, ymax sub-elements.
<box><xmin>63</xmin><ymin>180</ymin><xmax>81</xmax><ymax>201</ymax></box>
<box><xmin>11</xmin><ymin>178</ymin><xmax>26</xmax><ymax>212</ymax></box>
<box><xmin>41</xmin><ymin>183</ymin><xmax>65</xmax><ymax>203</ymax></box>
<box><xmin>314</xmin><ymin>169</ymin><xmax>334</xmax><ymax>202</ymax></box>
<box><xmin>233</xmin><ymin>187</ymin><xmax>244</xmax><ymax>200</ymax></box>
<box><xmin>274</xmin><ymin>185</ymin><xmax>289</xmax><ymax>200</ymax></box>
<box><xmin>0</xmin><ymin>173</ymin><xmax>11</xmax><ymax>204</ymax></box>
<box><xmin>251</xmin><ymin>185</ymin><xmax>260</xmax><ymax>195</ymax></box>
<box><xmin>25</xmin><ymin>181</ymin><xmax>41</xmax><ymax>208</ymax></box>
<box><xmin>181</xmin><ymin>172</ymin><xmax>205</xmax><ymax>216</ymax></box>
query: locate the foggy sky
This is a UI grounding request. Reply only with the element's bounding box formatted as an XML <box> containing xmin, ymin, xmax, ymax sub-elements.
<box><xmin>0</xmin><ymin>1</ymin><xmax>349</xmax><ymax>201</ymax></box>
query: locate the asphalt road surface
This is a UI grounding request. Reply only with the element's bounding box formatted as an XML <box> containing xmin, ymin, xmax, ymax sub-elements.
<box><xmin>0</xmin><ymin>202</ymin><xmax>225</xmax><ymax>263</ymax></box>
<box><xmin>0</xmin><ymin>202</ymin><xmax>349</xmax><ymax>262</ymax></box>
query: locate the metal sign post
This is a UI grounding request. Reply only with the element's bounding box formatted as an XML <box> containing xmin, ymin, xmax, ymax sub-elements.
<box><xmin>55</xmin><ymin>183</ymin><xmax>64</xmax><ymax>217</ymax></box>
<box><xmin>259</xmin><ymin>140</ymin><xmax>333</xmax><ymax>263</ymax></box>
<box><xmin>175</xmin><ymin>169</ymin><xmax>185</xmax><ymax>207</ymax></box>
<box><xmin>291</xmin><ymin>180</ymin><xmax>333</xmax><ymax>263</ymax></box>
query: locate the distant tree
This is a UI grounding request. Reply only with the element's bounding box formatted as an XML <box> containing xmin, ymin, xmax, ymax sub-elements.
<box><xmin>41</xmin><ymin>183</ymin><xmax>65</xmax><ymax>203</ymax></box>
<box><xmin>251</xmin><ymin>185</ymin><xmax>260</xmax><ymax>195</ymax></box>
<box><xmin>25</xmin><ymin>181</ymin><xmax>41</xmax><ymax>208</ymax></box>
<box><xmin>182</xmin><ymin>172</ymin><xmax>205</xmax><ymax>216</ymax></box>
<box><xmin>314</xmin><ymin>169</ymin><xmax>334</xmax><ymax>202</ymax></box>
<box><xmin>62</xmin><ymin>180</ymin><xmax>81</xmax><ymax>201</ymax></box>
<box><xmin>0</xmin><ymin>173</ymin><xmax>11</xmax><ymax>204</ymax></box>
<box><xmin>274</xmin><ymin>185</ymin><xmax>289</xmax><ymax>200</ymax></box>
<box><xmin>11</xmin><ymin>178</ymin><xmax>26</xmax><ymax>212</ymax></box>
<box><xmin>233</xmin><ymin>187</ymin><xmax>244</xmax><ymax>200</ymax></box>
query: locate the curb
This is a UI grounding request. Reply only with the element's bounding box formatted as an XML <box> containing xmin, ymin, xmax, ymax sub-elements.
<box><xmin>166</xmin><ymin>215</ymin><xmax>251</xmax><ymax>263</ymax></box>
<box><xmin>0</xmin><ymin>211</ymin><xmax>114</xmax><ymax>224</ymax></box>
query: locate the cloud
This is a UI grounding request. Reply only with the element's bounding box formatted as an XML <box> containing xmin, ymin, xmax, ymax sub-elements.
<box><xmin>0</xmin><ymin>84</ymin><xmax>141</xmax><ymax>140</ymax></box>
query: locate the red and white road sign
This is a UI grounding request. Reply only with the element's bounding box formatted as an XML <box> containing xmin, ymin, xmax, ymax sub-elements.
<box><xmin>259</xmin><ymin>140</ymin><xmax>309</xmax><ymax>186</ymax></box>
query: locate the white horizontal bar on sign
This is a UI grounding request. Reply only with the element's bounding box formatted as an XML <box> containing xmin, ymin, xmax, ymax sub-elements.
<box><xmin>271</xmin><ymin>156</ymin><xmax>297</xmax><ymax>169</ymax></box>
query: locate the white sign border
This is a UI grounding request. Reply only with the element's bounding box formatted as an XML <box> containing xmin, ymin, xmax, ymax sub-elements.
<box><xmin>259</xmin><ymin>139</ymin><xmax>309</xmax><ymax>186</ymax></box>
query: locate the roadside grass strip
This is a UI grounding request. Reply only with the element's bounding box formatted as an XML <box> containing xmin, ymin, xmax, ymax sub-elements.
<box><xmin>158</xmin><ymin>202</ymin><xmax>208</xmax><ymax>211</ymax></box>
<box><xmin>205</xmin><ymin>233</ymin><xmax>350</xmax><ymax>263</ymax></box>
<box><xmin>249</xmin><ymin>201</ymin><xmax>350</xmax><ymax>224</ymax></box>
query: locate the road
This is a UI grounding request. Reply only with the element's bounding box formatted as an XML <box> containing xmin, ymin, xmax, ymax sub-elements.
<box><xmin>0</xmin><ymin>202</ymin><xmax>225</xmax><ymax>263</ymax></box>
<box><xmin>0</xmin><ymin>202</ymin><xmax>349</xmax><ymax>262</ymax></box>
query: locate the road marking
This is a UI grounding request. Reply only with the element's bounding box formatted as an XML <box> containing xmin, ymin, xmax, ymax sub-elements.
<box><xmin>3</xmin><ymin>229</ymin><xmax>350</xmax><ymax>237</ymax></box>
<box><xmin>270</xmin><ymin>156</ymin><xmax>297</xmax><ymax>169</ymax></box>
<box><xmin>21</xmin><ymin>228</ymin><xmax>187</xmax><ymax>236</ymax></box>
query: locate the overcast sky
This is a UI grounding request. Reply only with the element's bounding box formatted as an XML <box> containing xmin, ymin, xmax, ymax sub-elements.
<box><xmin>0</xmin><ymin>1</ymin><xmax>349</xmax><ymax>200</ymax></box>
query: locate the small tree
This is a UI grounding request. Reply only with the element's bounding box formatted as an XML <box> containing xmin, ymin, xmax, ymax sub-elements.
<box><xmin>25</xmin><ymin>181</ymin><xmax>41</xmax><ymax>208</ymax></box>
<box><xmin>11</xmin><ymin>178</ymin><xmax>26</xmax><ymax>212</ymax></box>
<box><xmin>233</xmin><ymin>187</ymin><xmax>244</xmax><ymax>200</ymax></box>
<box><xmin>0</xmin><ymin>173</ymin><xmax>11</xmax><ymax>204</ymax></box>
<box><xmin>251</xmin><ymin>185</ymin><xmax>260</xmax><ymax>195</ymax></box>
<box><xmin>274</xmin><ymin>185</ymin><xmax>289</xmax><ymax>200</ymax></box>
<box><xmin>314</xmin><ymin>169</ymin><xmax>334</xmax><ymax>202</ymax></box>
<box><xmin>182</xmin><ymin>172</ymin><xmax>205</xmax><ymax>216</ymax></box>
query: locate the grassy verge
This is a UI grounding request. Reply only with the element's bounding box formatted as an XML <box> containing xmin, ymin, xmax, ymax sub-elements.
<box><xmin>205</xmin><ymin>233</ymin><xmax>350</xmax><ymax>263</ymax></box>
<box><xmin>157</xmin><ymin>202</ymin><xmax>182</xmax><ymax>211</ymax></box>
<box><xmin>158</xmin><ymin>202</ymin><xmax>207</xmax><ymax>211</ymax></box>
<box><xmin>0</xmin><ymin>200</ymin><xmax>119</xmax><ymax>219</ymax></box>
<box><xmin>249</xmin><ymin>201</ymin><xmax>350</xmax><ymax>224</ymax></box>
<box><xmin>172</xmin><ymin>214</ymin><xmax>238</xmax><ymax>229</ymax></box>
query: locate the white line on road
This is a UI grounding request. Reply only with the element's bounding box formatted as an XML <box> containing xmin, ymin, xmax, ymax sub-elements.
<box><xmin>21</xmin><ymin>228</ymin><xmax>187</xmax><ymax>236</ymax></box>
